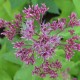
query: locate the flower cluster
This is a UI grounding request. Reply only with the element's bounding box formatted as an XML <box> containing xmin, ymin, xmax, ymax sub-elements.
<box><xmin>68</xmin><ymin>12</ymin><xmax>80</xmax><ymax>27</ymax></box>
<box><xmin>0</xmin><ymin>19</ymin><xmax>5</xmax><ymax>28</ymax></box>
<box><xmin>21</xmin><ymin>20</ymin><xmax>35</xmax><ymax>40</ymax></box>
<box><xmin>32</xmin><ymin>60</ymin><xmax>62</xmax><ymax>78</ymax></box>
<box><xmin>0</xmin><ymin>4</ymin><xmax>80</xmax><ymax>79</ymax></box>
<box><xmin>0</xmin><ymin>13</ymin><xmax>22</xmax><ymax>40</ymax></box>
<box><xmin>65</xmin><ymin>35</ymin><xmax>80</xmax><ymax>60</ymax></box>
<box><xmin>23</xmin><ymin>4</ymin><xmax>48</xmax><ymax>20</ymax></box>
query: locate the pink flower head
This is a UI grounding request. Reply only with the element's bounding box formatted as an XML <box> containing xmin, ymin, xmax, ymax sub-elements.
<box><xmin>2</xmin><ymin>29</ymin><xmax>16</xmax><ymax>40</ymax></box>
<box><xmin>50</xmin><ymin>60</ymin><xmax>62</xmax><ymax>69</ymax></box>
<box><xmin>32</xmin><ymin>60</ymin><xmax>61</xmax><ymax>78</ymax></box>
<box><xmin>16</xmin><ymin>48</ymin><xmax>34</xmax><ymax>64</ymax></box>
<box><xmin>68</xmin><ymin>30</ymin><xmax>75</xmax><ymax>35</ymax></box>
<box><xmin>40</xmin><ymin>4</ymin><xmax>48</xmax><ymax>14</ymax></box>
<box><xmin>15</xmin><ymin>14</ymin><xmax>22</xmax><ymax>21</ymax></box>
<box><xmin>23</xmin><ymin>4</ymin><xmax>48</xmax><ymax>20</ymax></box>
<box><xmin>51</xmin><ymin>21</ymin><xmax>58</xmax><ymax>30</ymax></box>
<box><xmin>33</xmin><ymin>4</ymin><xmax>41</xmax><ymax>20</ymax></box>
<box><xmin>13</xmin><ymin>41</ymin><xmax>25</xmax><ymax>49</ymax></box>
<box><xmin>24</xmin><ymin>54</ymin><xmax>35</xmax><ymax>65</ymax></box>
<box><xmin>14</xmin><ymin>14</ymin><xmax>22</xmax><ymax>28</ymax></box>
<box><xmin>69</xmin><ymin>12</ymin><xmax>77</xmax><ymax>19</ymax></box>
<box><xmin>68</xmin><ymin>12</ymin><xmax>80</xmax><ymax>27</ymax></box>
<box><xmin>57</xmin><ymin>19</ymin><xmax>65</xmax><ymax>30</ymax></box>
<box><xmin>51</xmin><ymin>19</ymin><xmax>65</xmax><ymax>30</ymax></box>
<box><xmin>23</xmin><ymin>6</ymin><xmax>34</xmax><ymax>18</ymax></box>
<box><xmin>21</xmin><ymin>20</ymin><xmax>34</xmax><ymax>40</ymax></box>
<box><xmin>75</xmin><ymin>44</ymin><xmax>80</xmax><ymax>51</ymax></box>
<box><xmin>0</xmin><ymin>19</ymin><xmax>5</xmax><ymax>28</ymax></box>
<box><xmin>32</xmin><ymin>66</ymin><xmax>41</xmax><ymax>75</ymax></box>
<box><xmin>40</xmin><ymin>73</ymin><xmax>46</xmax><ymax>78</ymax></box>
<box><xmin>66</xmin><ymin>52</ymin><xmax>73</xmax><ymax>60</ymax></box>
<box><xmin>41</xmin><ymin>22</ymin><xmax>51</xmax><ymax>35</ymax></box>
<box><xmin>73</xmin><ymin>78</ymin><xmax>77</xmax><ymax>80</ymax></box>
<box><xmin>50</xmin><ymin>70</ymin><xmax>58</xmax><ymax>78</ymax></box>
<box><xmin>50</xmin><ymin>36</ymin><xmax>61</xmax><ymax>45</ymax></box>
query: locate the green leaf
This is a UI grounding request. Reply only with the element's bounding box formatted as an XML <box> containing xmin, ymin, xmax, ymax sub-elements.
<box><xmin>32</xmin><ymin>75</ymin><xmax>43</xmax><ymax>80</ymax></box>
<box><xmin>32</xmin><ymin>0</ymin><xmax>38</xmax><ymax>5</ymax></box>
<box><xmin>0</xmin><ymin>0</ymin><xmax>13</xmax><ymax>20</ymax></box>
<box><xmin>73</xmin><ymin>0</ymin><xmax>80</xmax><ymax>18</ymax></box>
<box><xmin>14</xmin><ymin>63</ymin><xmax>34</xmax><ymax>80</ymax></box>
<box><xmin>43</xmin><ymin>77</ymin><xmax>51</xmax><ymax>80</ymax></box>
<box><xmin>71</xmin><ymin>51</ymin><xmax>80</xmax><ymax>62</ymax></box>
<box><xmin>0</xmin><ymin>57</ymin><xmax>20</xmax><ymax>78</ymax></box>
<box><xmin>55</xmin><ymin>49</ymin><xmax>65</xmax><ymax>55</ymax></box>
<box><xmin>14</xmin><ymin>63</ymin><xmax>44</xmax><ymax>80</ymax></box>
<box><xmin>0</xmin><ymin>38</ymin><xmax>21</xmax><ymax>77</ymax></box>
<box><xmin>58</xmin><ymin>26</ymin><xmax>80</xmax><ymax>40</ymax></box>
<box><xmin>0</xmin><ymin>69</ymin><xmax>12</xmax><ymax>80</ymax></box>
<box><xmin>3</xmin><ymin>0</ymin><xmax>14</xmax><ymax>19</ymax></box>
<box><xmin>0</xmin><ymin>0</ymin><xmax>4</xmax><ymax>5</ymax></box>
<box><xmin>34</xmin><ymin>20</ymin><xmax>40</xmax><ymax>34</ymax></box>
<box><xmin>2</xmin><ymin>52</ymin><xmax>23</xmax><ymax>65</ymax></box>
<box><xmin>54</xmin><ymin>0</ymin><xmax>75</xmax><ymax>18</ymax></box>
<box><xmin>69</xmin><ymin>61</ymin><xmax>80</xmax><ymax>76</ymax></box>
<box><xmin>0</xmin><ymin>6</ymin><xmax>12</xmax><ymax>20</ymax></box>
<box><xmin>62</xmin><ymin>60</ymin><xmax>75</xmax><ymax>70</ymax></box>
<box><xmin>9</xmin><ymin>0</ymin><xmax>29</xmax><ymax>10</ymax></box>
<box><xmin>38</xmin><ymin>0</ymin><xmax>59</xmax><ymax>14</ymax></box>
<box><xmin>0</xmin><ymin>38</ymin><xmax>13</xmax><ymax>54</ymax></box>
<box><xmin>51</xmin><ymin>49</ymin><xmax>75</xmax><ymax>70</ymax></box>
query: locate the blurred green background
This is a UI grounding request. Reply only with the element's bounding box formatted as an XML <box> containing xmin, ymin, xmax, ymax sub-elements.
<box><xmin>0</xmin><ymin>0</ymin><xmax>80</xmax><ymax>80</ymax></box>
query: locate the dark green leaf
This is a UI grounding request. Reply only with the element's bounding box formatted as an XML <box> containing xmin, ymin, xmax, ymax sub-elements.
<box><xmin>32</xmin><ymin>0</ymin><xmax>38</xmax><ymax>5</ymax></box>
<box><xmin>38</xmin><ymin>0</ymin><xmax>59</xmax><ymax>14</ymax></box>
<box><xmin>54</xmin><ymin>0</ymin><xmax>74</xmax><ymax>18</ymax></box>
<box><xmin>9</xmin><ymin>0</ymin><xmax>29</xmax><ymax>10</ymax></box>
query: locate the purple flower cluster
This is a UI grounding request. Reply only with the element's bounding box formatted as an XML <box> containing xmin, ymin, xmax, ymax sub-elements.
<box><xmin>73</xmin><ymin>78</ymin><xmax>77</xmax><ymax>80</ymax></box>
<box><xmin>51</xmin><ymin>18</ymin><xmax>66</xmax><ymax>30</ymax></box>
<box><xmin>21</xmin><ymin>20</ymin><xmax>35</xmax><ymax>40</ymax></box>
<box><xmin>68</xmin><ymin>12</ymin><xmax>80</xmax><ymax>27</ymax></box>
<box><xmin>32</xmin><ymin>60</ymin><xmax>61</xmax><ymax>78</ymax></box>
<box><xmin>0</xmin><ymin>4</ymin><xmax>80</xmax><ymax>78</ymax></box>
<box><xmin>16</xmin><ymin>48</ymin><xmax>35</xmax><ymax>65</ymax></box>
<box><xmin>0</xmin><ymin>14</ymin><xmax>22</xmax><ymax>40</ymax></box>
<box><xmin>0</xmin><ymin>19</ymin><xmax>5</xmax><ymax>28</ymax></box>
<box><xmin>23</xmin><ymin>4</ymin><xmax>48</xmax><ymax>20</ymax></box>
<box><xmin>65</xmin><ymin>36</ymin><xmax>80</xmax><ymax>60</ymax></box>
<box><xmin>33</xmin><ymin>35</ymin><xmax>61</xmax><ymax>60</ymax></box>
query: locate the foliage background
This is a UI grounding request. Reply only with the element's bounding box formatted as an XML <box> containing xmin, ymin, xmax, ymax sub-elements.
<box><xmin>0</xmin><ymin>0</ymin><xmax>80</xmax><ymax>80</ymax></box>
